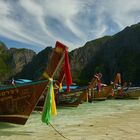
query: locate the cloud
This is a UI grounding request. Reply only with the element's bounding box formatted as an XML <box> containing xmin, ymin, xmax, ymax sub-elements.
<box><xmin>0</xmin><ymin>0</ymin><xmax>140</xmax><ymax>51</ymax></box>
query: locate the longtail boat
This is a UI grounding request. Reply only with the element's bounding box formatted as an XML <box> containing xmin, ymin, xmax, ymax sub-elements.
<box><xmin>110</xmin><ymin>85</ymin><xmax>140</xmax><ymax>99</ymax></box>
<box><xmin>36</xmin><ymin>83</ymin><xmax>86</xmax><ymax>108</ymax></box>
<box><xmin>119</xmin><ymin>87</ymin><xmax>140</xmax><ymax>99</ymax></box>
<box><xmin>36</xmin><ymin>45</ymin><xmax>87</xmax><ymax>108</ymax></box>
<box><xmin>0</xmin><ymin>80</ymin><xmax>48</xmax><ymax>125</ymax></box>
<box><xmin>0</xmin><ymin>41</ymin><xmax>66</xmax><ymax>125</ymax></box>
<box><xmin>56</xmin><ymin>86</ymin><xmax>87</xmax><ymax>107</ymax></box>
<box><xmin>114</xmin><ymin>87</ymin><xmax>140</xmax><ymax>99</ymax></box>
<box><xmin>54</xmin><ymin>65</ymin><xmax>88</xmax><ymax>107</ymax></box>
<box><xmin>107</xmin><ymin>73</ymin><xmax>140</xmax><ymax>99</ymax></box>
<box><xmin>87</xmin><ymin>74</ymin><xmax>110</xmax><ymax>102</ymax></box>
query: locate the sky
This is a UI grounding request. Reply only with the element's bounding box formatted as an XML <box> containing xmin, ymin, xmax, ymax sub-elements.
<box><xmin>0</xmin><ymin>0</ymin><xmax>140</xmax><ymax>53</ymax></box>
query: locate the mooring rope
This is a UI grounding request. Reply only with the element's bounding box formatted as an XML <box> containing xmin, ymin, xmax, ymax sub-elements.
<box><xmin>49</xmin><ymin>122</ymin><xmax>71</xmax><ymax>140</ymax></box>
<box><xmin>36</xmin><ymin>111</ymin><xmax>71</xmax><ymax>140</ymax></box>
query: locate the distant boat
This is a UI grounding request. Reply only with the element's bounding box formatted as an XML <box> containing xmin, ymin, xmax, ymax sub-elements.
<box><xmin>55</xmin><ymin>86</ymin><xmax>87</xmax><ymax>107</ymax></box>
<box><xmin>2</xmin><ymin>79</ymin><xmax>33</xmax><ymax>85</ymax></box>
<box><xmin>62</xmin><ymin>85</ymin><xmax>79</xmax><ymax>91</ymax></box>
<box><xmin>15</xmin><ymin>79</ymin><xmax>32</xmax><ymax>84</ymax></box>
<box><xmin>0</xmin><ymin>41</ymin><xmax>67</xmax><ymax>125</ymax></box>
<box><xmin>87</xmin><ymin>75</ymin><xmax>110</xmax><ymax>102</ymax></box>
<box><xmin>36</xmin><ymin>85</ymin><xmax>87</xmax><ymax>109</ymax></box>
<box><xmin>107</xmin><ymin>73</ymin><xmax>140</xmax><ymax>100</ymax></box>
<box><xmin>54</xmin><ymin>68</ymin><xmax>88</xmax><ymax>107</ymax></box>
<box><xmin>112</xmin><ymin>86</ymin><xmax>140</xmax><ymax>99</ymax></box>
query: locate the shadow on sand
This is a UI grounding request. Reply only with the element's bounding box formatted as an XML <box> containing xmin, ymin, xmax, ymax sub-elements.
<box><xmin>0</xmin><ymin>122</ymin><xmax>33</xmax><ymax>136</ymax></box>
<box><xmin>0</xmin><ymin>122</ymin><xmax>17</xmax><ymax>129</ymax></box>
<box><xmin>0</xmin><ymin>130</ymin><xmax>33</xmax><ymax>136</ymax></box>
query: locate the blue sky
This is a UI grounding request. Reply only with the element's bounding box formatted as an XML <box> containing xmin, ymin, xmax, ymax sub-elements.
<box><xmin>0</xmin><ymin>0</ymin><xmax>140</xmax><ymax>52</ymax></box>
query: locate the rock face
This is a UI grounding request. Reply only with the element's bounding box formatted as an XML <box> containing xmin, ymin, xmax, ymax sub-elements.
<box><xmin>10</xmin><ymin>48</ymin><xmax>36</xmax><ymax>74</ymax></box>
<box><xmin>69</xmin><ymin>23</ymin><xmax>140</xmax><ymax>86</ymax></box>
<box><xmin>69</xmin><ymin>36</ymin><xmax>111</xmax><ymax>84</ymax></box>
<box><xmin>0</xmin><ymin>42</ymin><xmax>36</xmax><ymax>82</ymax></box>
<box><xmin>15</xmin><ymin>47</ymin><xmax>53</xmax><ymax>80</ymax></box>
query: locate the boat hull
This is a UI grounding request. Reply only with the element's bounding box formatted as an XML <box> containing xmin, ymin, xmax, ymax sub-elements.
<box><xmin>36</xmin><ymin>87</ymin><xmax>87</xmax><ymax>109</ymax></box>
<box><xmin>107</xmin><ymin>87</ymin><xmax>140</xmax><ymax>100</ymax></box>
<box><xmin>0</xmin><ymin>80</ymin><xmax>48</xmax><ymax>125</ymax></box>
<box><xmin>115</xmin><ymin>88</ymin><xmax>140</xmax><ymax>99</ymax></box>
<box><xmin>88</xmin><ymin>86</ymin><xmax>111</xmax><ymax>102</ymax></box>
<box><xmin>56</xmin><ymin>89</ymin><xmax>86</xmax><ymax>107</ymax></box>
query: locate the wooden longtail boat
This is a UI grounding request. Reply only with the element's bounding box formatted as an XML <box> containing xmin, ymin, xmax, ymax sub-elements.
<box><xmin>122</xmin><ymin>87</ymin><xmax>140</xmax><ymax>99</ymax></box>
<box><xmin>54</xmin><ymin>66</ymin><xmax>88</xmax><ymax>107</ymax></box>
<box><xmin>87</xmin><ymin>76</ymin><xmax>110</xmax><ymax>102</ymax></box>
<box><xmin>36</xmin><ymin>85</ymin><xmax>87</xmax><ymax>109</ymax></box>
<box><xmin>56</xmin><ymin>86</ymin><xmax>87</xmax><ymax>107</ymax></box>
<box><xmin>36</xmin><ymin>49</ymin><xmax>87</xmax><ymax>108</ymax></box>
<box><xmin>0</xmin><ymin>80</ymin><xmax>48</xmax><ymax>125</ymax></box>
<box><xmin>112</xmin><ymin>87</ymin><xmax>140</xmax><ymax>100</ymax></box>
<box><xmin>107</xmin><ymin>73</ymin><xmax>140</xmax><ymax>99</ymax></box>
<box><xmin>87</xmin><ymin>73</ymin><xmax>124</xmax><ymax>102</ymax></box>
<box><xmin>36</xmin><ymin>41</ymin><xmax>89</xmax><ymax>108</ymax></box>
<box><xmin>0</xmin><ymin>41</ymin><xmax>67</xmax><ymax>125</ymax></box>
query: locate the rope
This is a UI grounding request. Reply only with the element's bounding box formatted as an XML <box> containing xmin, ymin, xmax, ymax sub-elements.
<box><xmin>49</xmin><ymin>122</ymin><xmax>71</xmax><ymax>140</ymax></box>
<box><xmin>36</xmin><ymin>111</ymin><xmax>71</xmax><ymax>140</ymax></box>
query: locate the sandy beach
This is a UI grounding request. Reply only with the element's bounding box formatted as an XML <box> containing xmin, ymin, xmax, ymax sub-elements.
<box><xmin>0</xmin><ymin>99</ymin><xmax>140</xmax><ymax>140</ymax></box>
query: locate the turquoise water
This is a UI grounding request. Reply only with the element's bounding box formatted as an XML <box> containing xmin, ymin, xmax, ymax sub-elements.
<box><xmin>0</xmin><ymin>99</ymin><xmax>140</xmax><ymax>139</ymax></box>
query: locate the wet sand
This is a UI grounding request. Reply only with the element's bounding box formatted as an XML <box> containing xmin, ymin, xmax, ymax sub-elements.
<box><xmin>0</xmin><ymin>99</ymin><xmax>140</xmax><ymax>140</ymax></box>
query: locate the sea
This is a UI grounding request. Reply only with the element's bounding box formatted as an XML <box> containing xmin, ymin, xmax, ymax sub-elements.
<box><xmin>0</xmin><ymin>99</ymin><xmax>140</xmax><ymax>140</ymax></box>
